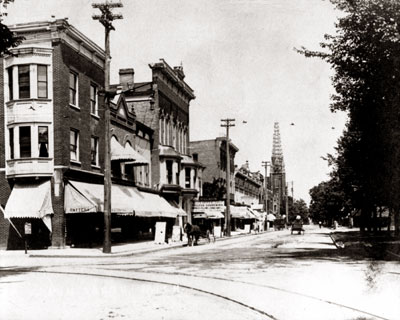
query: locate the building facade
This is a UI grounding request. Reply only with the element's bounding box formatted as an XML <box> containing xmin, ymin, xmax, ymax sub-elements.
<box><xmin>0</xmin><ymin>20</ymin><xmax>185</xmax><ymax>249</ymax></box>
<box><xmin>0</xmin><ymin>19</ymin><xmax>106</xmax><ymax>249</ymax></box>
<box><xmin>119</xmin><ymin>60</ymin><xmax>203</xmax><ymax>222</ymax></box>
<box><xmin>234</xmin><ymin>161</ymin><xmax>263</xmax><ymax>207</ymax></box>
<box><xmin>190</xmin><ymin>137</ymin><xmax>238</xmax><ymax>203</ymax></box>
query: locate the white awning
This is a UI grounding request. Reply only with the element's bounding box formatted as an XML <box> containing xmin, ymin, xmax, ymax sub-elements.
<box><xmin>65</xmin><ymin>181</ymin><xmax>180</xmax><ymax>218</ymax></box>
<box><xmin>230</xmin><ymin>206</ymin><xmax>256</xmax><ymax>219</ymax></box>
<box><xmin>111</xmin><ymin>137</ymin><xmax>136</xmax><ymax>161</ymax></box>
<box><xmin>168</xmin><ymin>200</ymin><xmax>187</xmax><ymax>217</ymax></box>
<box><xmin>4</xmin><ymin>181</ymin><xmax>53</xmax><ymax>231</ymax></box>
<box><xmin>124</xmin><ymin>144</ymin><xmax>149</xmax><ymax>165</ymax></box>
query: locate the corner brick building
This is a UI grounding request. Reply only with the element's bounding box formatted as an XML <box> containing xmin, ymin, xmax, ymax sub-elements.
<box><xmin>0</xmin><ymin>20</ymin><xmax>186</xmax><ymax>249</ymax></box>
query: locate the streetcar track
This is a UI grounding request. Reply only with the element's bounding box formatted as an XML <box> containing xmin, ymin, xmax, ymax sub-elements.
<box><xmin>0</xmin><ymin>265</ymin><xmax>390</xmax><ymax>320</ymax></box>
<box><xmin>15</xmin><ymin>269</ymin><xmax>277</xmax><ymax>320</ymax></box>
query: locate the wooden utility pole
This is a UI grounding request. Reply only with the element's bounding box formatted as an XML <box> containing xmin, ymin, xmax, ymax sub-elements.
<box><xmin>221</xmin><ymin>118</ymin><xmax>235</xmax><ymax>237</ymax></box>
<box><xmin>92</xmin><ymin>0</ymin><xmax>123</xmax><ymax>253</ymax></box>
<box><xmin>262</xmin><ymin>161</ymin><xmax>270</xmax><ymax>230</ymax></box>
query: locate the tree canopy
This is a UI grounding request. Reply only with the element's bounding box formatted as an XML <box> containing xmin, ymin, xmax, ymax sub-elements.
<box><xmin>0</xmin><ymin>0</ymin><xmax>23</xmax><ymax>56</ymax></box>
<box><xmin>301</xmin><ymin>0</ymin><xmax>400</xmax><ymax>233</ymax></box>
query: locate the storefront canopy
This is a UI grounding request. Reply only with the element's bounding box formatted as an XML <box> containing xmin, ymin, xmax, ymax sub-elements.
<box><xmin>111</xmin><ymin>137</ymin><xmax>137</xmax><ymax>161</ymax></box>
<box><xmin>230</xmin><ymin>206</ymin><xmax>256</xmax><ymax>219</ymax></box>
<box><xmin>4</xmin><ymin>181</ymin><xmax>53</xmax><ymax>231</ymax></box>
<box><xmin>124</xmin><ymin>144</ymin><xmax>149</xmax><ymax>165</ymax></box>
<box><xmin>65</xmin><ymin>181</ymin><xmax>180</xmax><ymax>218</ymax></box>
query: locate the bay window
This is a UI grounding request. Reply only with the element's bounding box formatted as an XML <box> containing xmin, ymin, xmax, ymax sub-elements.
<box><xmin>38</xmin><ymin>126</ymin><xmax>49</xmax><ymax>158</ymax></box>
<box><xmin>37</xmin><ymin>65</ymin><xmax>48</xmax><ymax>98</ymax></box>
<box><xmin>19</xmin><ymin>126</ymin><xmax>31</xmax><ymax>158</ymax></box>
<box><xmin>18</xmin><ymin>65</ymin><xmax>30</xmax><ymax>99</ymax></box>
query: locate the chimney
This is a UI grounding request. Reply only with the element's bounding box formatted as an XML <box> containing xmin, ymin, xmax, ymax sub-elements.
<box><xmin>119</xmin><ymin>68</ymin><xmax>134</xmax><ymax>90</ymax></box>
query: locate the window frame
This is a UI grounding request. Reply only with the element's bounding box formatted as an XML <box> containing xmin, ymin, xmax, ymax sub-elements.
<box><xmin>19</xmin><ymin>126</ymin><xmax>31</xmax><ymax>158</ymax></box>
<box><xmin>38</xmin><ymin>126</ymin><xmax>49</xmax><ymax>158</ymax></box>
<box><xmin>69</xmin><ymin>71</ymin><xmax>78</xmax><ymax>107</ymax></box>
<box><xmin>9</xmin><ymin>127</ymin><xmax>14</xmax><ymax>159</ymax></box>
<box><xmin>8</xmin><ymin>67</ymin><xmax>13</xmax><ymax>101</ymax></box>
<box><xmin>90</xmin><ymin>83</ymin><xmax>98</xmax><ymax>116</ymax></box>
<box><xmin>18</xmin><ymin>65</ymin><xmax>30</xmax><ymax>99</ymax></box>
<box><xmin>70</xmin><ymin>129</ymin><xmax>79</xmax><ymax>162</ymax></box>
<box><xmin>91</xmin><ymin>136</ymin><xmax>99</xmax><ymax>166</ymax></box>
<box><xmin>37</xmin><ymin>65</ymin><xmax>48</xmax><ymax>99</ymax></box>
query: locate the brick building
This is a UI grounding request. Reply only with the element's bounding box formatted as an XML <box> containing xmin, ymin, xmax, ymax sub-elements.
<box><xmin>234</xmin><ymin>161</ymin><xmax>263</xmax><ymax>207</ymax></box>
<box><xmin>120</xmin><ymin>60</ymin><xmax>203</xmax><ymax>224</ymax></box>
<box><xmin>0</xmin><ymin>20</ymin><xmax>184</xmax><ymax>249</ymax></box>
<box><xmin>190</xmin><ymin>137</ymin><xmax>238</xmax><ymax>203</ymax></box>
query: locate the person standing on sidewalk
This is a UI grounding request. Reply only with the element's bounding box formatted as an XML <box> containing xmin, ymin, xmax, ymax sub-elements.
<box><xmin>319</xmin><ymin>221</ymin><xmax>322</xmax><ymax>229</ymax></box>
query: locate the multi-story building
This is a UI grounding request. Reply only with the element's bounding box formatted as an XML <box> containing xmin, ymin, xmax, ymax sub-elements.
<box><xmin>120</xmin><ymin>60</ymin><xmax>203</xmax><ymax>223</ymax></box>
<box><xmin>234</xmin><ymin>161</ymin><xmax>263</xmax><ymax>207</ymax></box>
<box><xmin>190</xmin><ymin>137</ymin><xmax>238</xmax><ymax>203</ymax></box>
<box><xmin>0</xmin><ymin>20</ymin><xmax>184</xmax><ymax>249</ymax></box>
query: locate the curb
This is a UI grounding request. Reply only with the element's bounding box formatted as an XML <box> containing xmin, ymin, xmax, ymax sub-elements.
<box><xmin>27</xmin><ymin>230</ymin><xmax>271</xmax><ymax>259</ymax></box>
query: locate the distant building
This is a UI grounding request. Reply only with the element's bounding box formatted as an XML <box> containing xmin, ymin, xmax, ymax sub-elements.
<box><xmin>190</xmin><ymin>137</ymin><xmax>239</xmax><ymax>203</ymax></box>
<box><xmin>234</xmin><ymin>161</ymin><xmax>263</xmax><ymax>207</ymax></box>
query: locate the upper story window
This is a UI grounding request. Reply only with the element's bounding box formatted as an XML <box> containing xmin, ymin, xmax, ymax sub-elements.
<box><xmin>8</xmin><ymin>68</ymin><xmax>13</xmax><ymax>100</ymax></box>
<box><xmin>7</xmin><ymin>64</ymin><xmax>49</xmax><ymax>101</ymax></box>
<box><xmin>9</xmin><ymin>128</ymin><xmax>14</xmax><ymax>159</ymax></box>
<box><xmin>69</xmin><ymin>71</ymin><xmax>78</xmax><ymax>107</ymax></box>
<box><xmin>70</xmin><ymin>129</ymin><xmax>79</xmax><ymax>161</ymax></box>
<box><xmin>166</xmin><ymin>160</ymin><xmax>173</xmax><ymax>184</ymax></box>
<box><xmin>38</xmin><ymin>126</ymin><xmax>49</xmax><ymax>158</ymax></box>
<box><xmin>90</xmin><ymin>84</ymin><xmax>98</xmax><ymax>115</ymax></box>
<box><xmin>19</xmin><ymin>126</ymin><xmax>31</xmax><ymax>158</ymax></box>
<box><xmin>91</xmin><ymin>136</ymin><xmax>99</xmax><ymax>166</ymax></box>
<box><xmin>185</xmin><ymin>168</ymin><xmax>191</xmax><ymax>188</ymax></box>
<box><xmin>18</xmin><ymin>65</ymin><xmax>30</xmax><ymax>99</ymax></box>
<box><xmin>37</xmin><ymin>65</ymin><xmax>48</xmax><ymax>98</ymax></box>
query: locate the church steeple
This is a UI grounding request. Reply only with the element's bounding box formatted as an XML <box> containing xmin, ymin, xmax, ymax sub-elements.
<box><xmin>270</xmin><ymin>122</ymin><xmax>286</xmax><ymax>217</ymax></box>
<box><xmin>272</xmin><ymin>122</ymin><xmax>285</xmax><ymax>173</ymax></box>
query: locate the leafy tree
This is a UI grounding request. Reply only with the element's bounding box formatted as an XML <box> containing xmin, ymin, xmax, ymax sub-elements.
<box><xmin>201</xmin><ymin>178</ymin><xmax>226</xmax><ymax>201</ymax></box>
<box><xmin>309</xmin><ymin>180</ymin><xmax>348</xmax><ymax>226</ymax></box>
<box><xmin>0</xmin><ymin>0</ymin><xmax>23</xmax><ymax>56</ymax></box>
<box><xmin>289</xmin><ymin>198</ymin><xmax>309</xmax><ymax>223</ymax></box>
<box><xmin>299</xmin><ymin>0</ymin><xmax>400</xmax><ymax>235</ymax></box>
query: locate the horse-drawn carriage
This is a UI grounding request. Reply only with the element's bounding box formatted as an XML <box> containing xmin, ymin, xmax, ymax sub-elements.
<box><xmin>184</xmin><ymin>223</ymin><xmax>215</xmax><ymax>246</ymax></box>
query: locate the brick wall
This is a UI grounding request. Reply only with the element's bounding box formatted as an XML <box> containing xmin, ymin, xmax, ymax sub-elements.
<box><xmin>51</xmin><ymin>42</ymin><xmax>105</xmax><ymax>247</ymax></box>
<box><xmin>190</xmin><ymin>140</ymin><xmax>221</xmax><ymax>183</ymax></box>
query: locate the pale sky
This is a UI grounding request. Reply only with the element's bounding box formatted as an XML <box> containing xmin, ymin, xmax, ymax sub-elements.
<box><xmin>5</xmin><ymin>0</ymin><xmax>348</xmax><ymax>203</ymax></box>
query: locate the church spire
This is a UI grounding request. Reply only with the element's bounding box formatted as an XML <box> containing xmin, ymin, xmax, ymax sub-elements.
<box><xmin>271</xmin><ymin>122</ymin><xmax>285</xmax><ymax>173</ymax></box>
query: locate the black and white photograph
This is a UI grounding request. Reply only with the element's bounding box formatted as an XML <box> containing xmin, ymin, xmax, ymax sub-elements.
<box><xmin>0</xmin><ymin>0</ymin><xmax>399</xmax><ymax>319</ymax></box>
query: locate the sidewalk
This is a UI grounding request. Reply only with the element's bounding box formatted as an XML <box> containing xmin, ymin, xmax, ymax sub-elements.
<box><xmin>330</xmin><ymin>229</ymin><xmax>400</xmax><ymax>260</ymax></box>
<box><xmin>2</xmin><ymin>228</ymin><xmax>270</xmax><ymax>258</ymax></box>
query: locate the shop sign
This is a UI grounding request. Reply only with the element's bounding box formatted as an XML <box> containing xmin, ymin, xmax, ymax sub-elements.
<box><xmin>193</xmin><ymin>200</ymin><xmax>225</xmax><ymax>212</ymax></box>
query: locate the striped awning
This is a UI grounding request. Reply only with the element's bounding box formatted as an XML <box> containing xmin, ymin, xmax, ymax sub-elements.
<box><xmin>4</xmin><ymin>181</ymin><xmax>53</xmax><ymax>231</ymax></box>
<box><xmin>111</xmin><ymin>137</ymin><xmax>136</xmax><ymax>161</ymax></box>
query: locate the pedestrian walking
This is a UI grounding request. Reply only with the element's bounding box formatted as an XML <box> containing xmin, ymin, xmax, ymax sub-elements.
<box><xmin>319</xmin><ymin>221</ymin><xmax>322</xmax><ymax>229</ymax></box>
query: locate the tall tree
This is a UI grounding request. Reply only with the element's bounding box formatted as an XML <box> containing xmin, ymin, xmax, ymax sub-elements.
<box><xmin>299</xmin><ymin>0</ymin><xmax>400</xmax><ymax>235</ymax></box>
<box><xmin>0</xmin><ymin>0</ymin><xmax>23</xmax><ymax>56</ymax></box>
